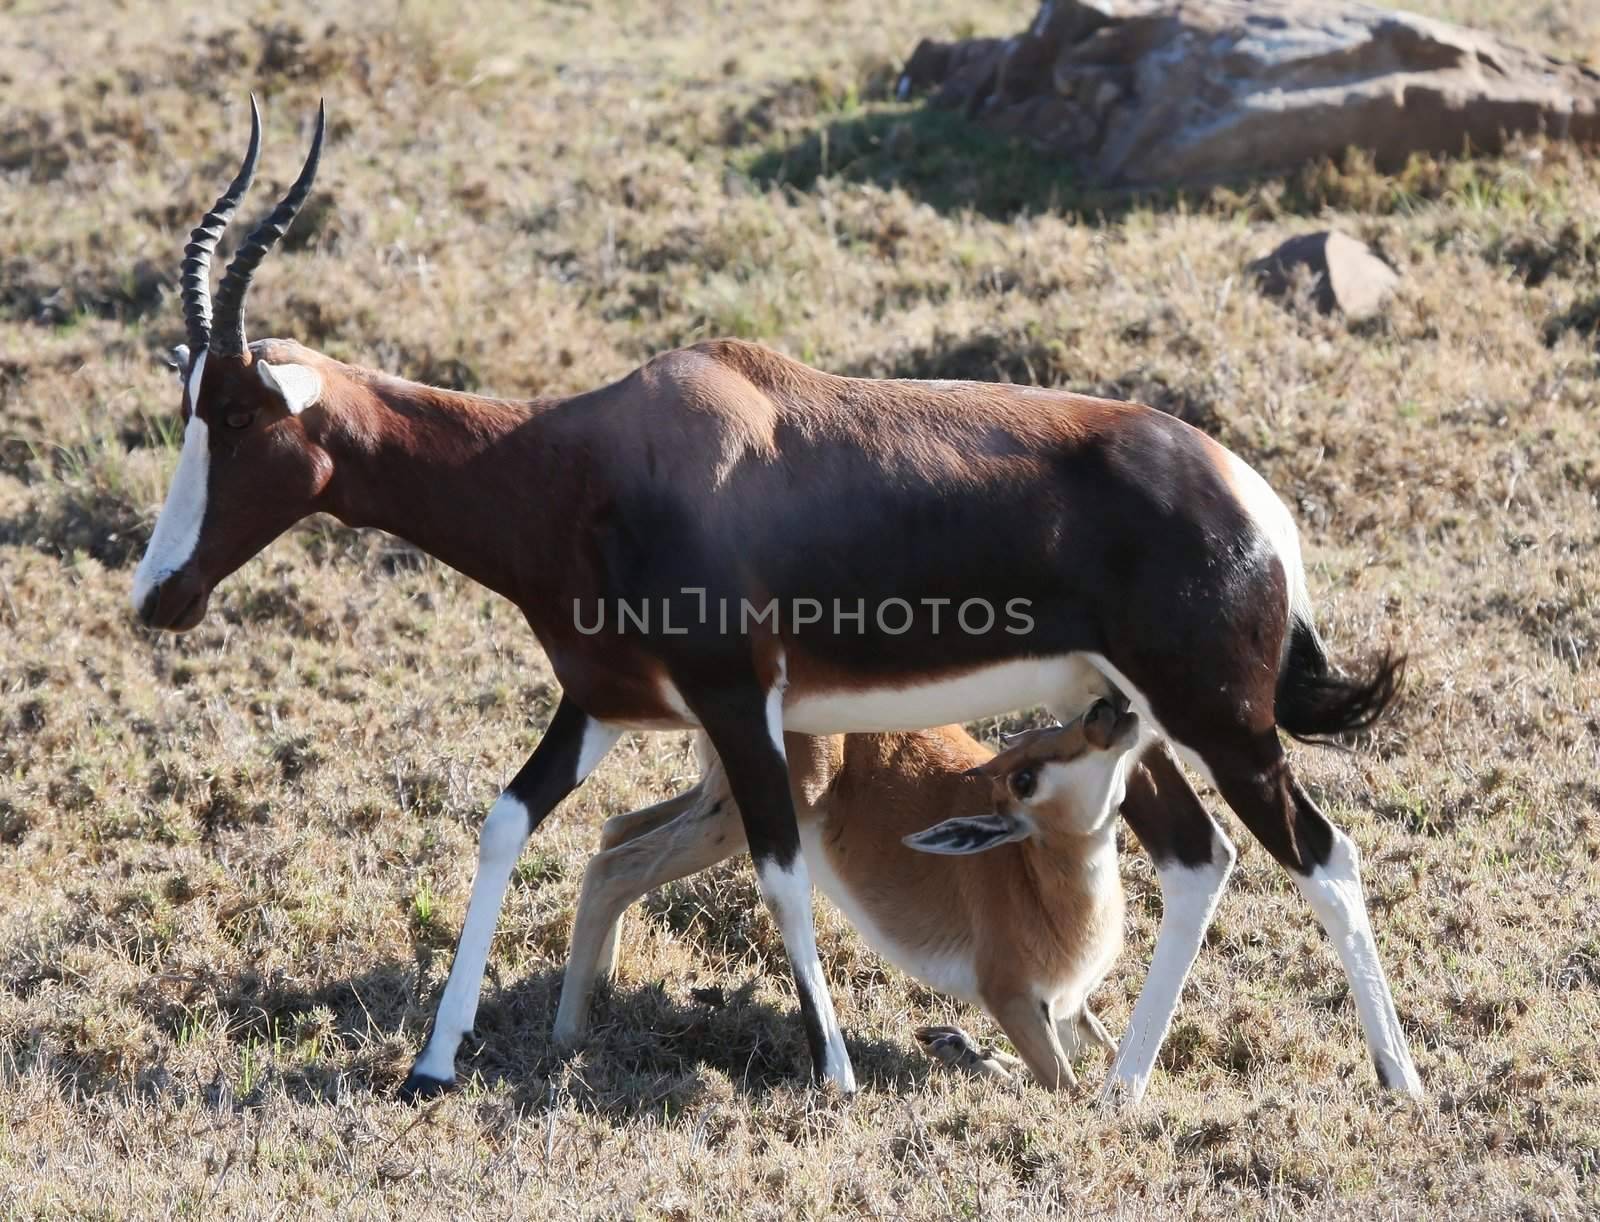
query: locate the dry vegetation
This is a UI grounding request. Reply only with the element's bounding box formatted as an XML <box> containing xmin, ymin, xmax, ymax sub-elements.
<box><xmin>2</xmin><ymin>0</ymin><xmax>1598</xmax><ymax>1216</ymax></box>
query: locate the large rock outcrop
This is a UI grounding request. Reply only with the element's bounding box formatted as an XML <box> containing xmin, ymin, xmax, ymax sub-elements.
<box><xmin>899</xmin><ymin>0</ymin><xmax>1600</xmax><ymax>187</ymax></box>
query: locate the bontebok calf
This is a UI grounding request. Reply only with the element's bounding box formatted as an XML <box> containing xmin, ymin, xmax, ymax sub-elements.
<box><xmin>556</xmin><ymin>701</ymin><xmax>1141</xmax><ymax>1089</ymax></box>
<box><xmin>132</xmin><ymin>100</ymin><xmax>1417</xmax><ymax>1104</ymax></box>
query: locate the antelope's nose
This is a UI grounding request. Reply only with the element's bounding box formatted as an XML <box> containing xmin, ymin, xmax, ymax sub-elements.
<box><xmin>132</xmin><ymin>570</ymin><xmax>210</xmax><ymax>632</ymax></box>
<box><xmin>133</xmin><ymin>581</ymin><xmax>161</xmax><ymax>627</ymax></box>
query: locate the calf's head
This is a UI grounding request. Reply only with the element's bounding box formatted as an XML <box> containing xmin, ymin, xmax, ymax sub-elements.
<box><xmin>131</xmin><ymin>98</ymin><xmax>335</xmax><ymax>631</ymax></box>
<box><xmin>904</xmin><ymin>699</ymin><xmax>1142</xmax><ymax>855</ymax></box>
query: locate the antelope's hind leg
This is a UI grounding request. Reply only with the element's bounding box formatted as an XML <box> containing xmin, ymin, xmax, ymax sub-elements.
<box><xmin>1200</xmin><ymin>741</ymin><xmax>1422</xmax><ymax>1096</ymax></box>
<box><xmin>1146</xmin><ymin>674</ymin><xmax>1421</xmax><ymax>1096</ymax></box>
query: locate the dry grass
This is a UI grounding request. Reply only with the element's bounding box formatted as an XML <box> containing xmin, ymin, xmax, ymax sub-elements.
<box><xmin>2</xmin><ymin>0</ymin><xmax>1598</xmax><ymax>1216</ymax></box>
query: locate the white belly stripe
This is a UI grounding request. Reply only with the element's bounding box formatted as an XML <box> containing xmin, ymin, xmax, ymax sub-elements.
<box><xmin>784</xmin><ymin>653</ymin><xmax>1111</xmax><ymax>734</ymax></box>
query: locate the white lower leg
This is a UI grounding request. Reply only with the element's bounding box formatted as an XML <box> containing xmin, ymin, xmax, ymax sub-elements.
<box><xmin>755</xmin><ymin>856</ymin><xmax>856</xmax><ymax>1093</ymax></box>
<box><xmin>1295</xmin><ymin>828</ymin><xmax>1422</xmax><ymax>1095</ymax></box>
<box><xmin>412</xmin><ymin>720</ymin><xmax>621</xmax><ymax>1082</ymax></box>
<box><xmin>1104</xmin><ymin>843</ymin><xmax>1235</xmax><ymax>1105</ymax></box>
<box><xmin>411</xmin><ymin>793</ymin><xmax>529</xmax><ymax>1081</ymax></box>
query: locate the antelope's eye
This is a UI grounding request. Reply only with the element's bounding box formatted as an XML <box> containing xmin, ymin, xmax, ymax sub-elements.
<box><xmin>225</xmin><ymin>410</ymin><xmax>256</xmax><ymax>430</ymax></box>
<box><xmin>1010</xmin><ymin>768</ymin><xmax>1037</xmax><ymax>800</ymax></box>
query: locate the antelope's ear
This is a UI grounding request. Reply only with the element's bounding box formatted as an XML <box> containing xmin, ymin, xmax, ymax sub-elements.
<box><xmin>257</xmin><ymin>360</ymin><xmax>322</xmax><ymax>415</ymax></box>
<box><xmin>166</xmin><ymin>345</ymin><xmax>191</xmax><ymax>380</ymax></box>
<box><xmin>903</xmin><ymin>813</ymin><xmax>1033</xmax><ymax>856</ymax></box>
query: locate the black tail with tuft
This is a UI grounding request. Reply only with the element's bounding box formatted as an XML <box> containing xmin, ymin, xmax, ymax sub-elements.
<box><xmin>1276</xmin><ymin>617</ymin><xmax>1405</xmax><ymax>744</ymax></box>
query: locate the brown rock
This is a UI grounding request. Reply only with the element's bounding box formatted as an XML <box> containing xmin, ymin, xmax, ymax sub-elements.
<box><xmin>1249</xmin><ymin>231</ymin><xmax>1399</xmax><ymax>318</ymax></box>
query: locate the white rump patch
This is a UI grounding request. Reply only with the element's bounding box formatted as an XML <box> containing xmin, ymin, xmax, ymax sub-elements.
<box><xmin>131</xmin><ymin>411</ymin><xmax>210</xmax><ymax>612</ymax></box>
<box><xmin>257</xmin><ymin>359</ymin><xmax>322</xmax><ymax>415</ymax></box>
<box><xmin>1222</xmin><ymin>448</ymin><xmax>1313</xmax><ymax>629</ymax></box>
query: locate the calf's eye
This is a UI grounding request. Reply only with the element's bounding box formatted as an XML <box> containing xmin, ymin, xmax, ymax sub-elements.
<box><xmin>225</xmin><ymin>410</ymin><xmax>255</xmax><ymax>429</ymax></box>
<box><xmin>1010</xmin><ymin>768</ymin><xmax>1036</xmax><ymax>799</ymax></box>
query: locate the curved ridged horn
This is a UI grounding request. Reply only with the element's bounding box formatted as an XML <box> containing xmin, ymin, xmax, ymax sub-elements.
<box><xmin>180</xmin><ymin>95</ymin><xmax>262</xmax><ymax>356</ymax></box>
<box><xmin>210</xmin><ymin>101</ymin><xmax>326</xmax><ymax>358</ymax></box>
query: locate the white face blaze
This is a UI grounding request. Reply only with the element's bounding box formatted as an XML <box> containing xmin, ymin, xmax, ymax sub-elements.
<box><xmin>130</xmin><ymin>362</ymin><xmax>211</xmax><ymax>615</ymax></box>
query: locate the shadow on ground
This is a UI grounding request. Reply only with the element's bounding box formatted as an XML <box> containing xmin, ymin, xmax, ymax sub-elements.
<box><xmin>78</xmin><ymin>957</ymin><xmax>936</xmax><ymax>1121</ymax></box>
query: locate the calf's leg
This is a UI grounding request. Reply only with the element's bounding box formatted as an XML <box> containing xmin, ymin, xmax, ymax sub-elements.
<box><xmin>553</xmin><ymin>791</ymin><xmax>745</xmax><ymax>1043</ymax></box>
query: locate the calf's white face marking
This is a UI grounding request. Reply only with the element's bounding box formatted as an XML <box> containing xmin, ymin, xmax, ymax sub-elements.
<box><xmin>1030</xmin><ymin>740</ymin><xmax>1138</xmax><ymax>835</ymax></box>
<box><xmin>131</xmin><ymin>353</ymin><xmax>211</xmax><ymax>614</ymax></box>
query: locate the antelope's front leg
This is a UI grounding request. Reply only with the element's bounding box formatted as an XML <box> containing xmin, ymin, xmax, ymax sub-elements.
<box><xmin>400</xmin><ymin>697</ymin><xmax>622</xmax><ymax>1102</ymax></box>
<box><xmin>690</xmin><ymin>678</ymin><xmax>856</xmax><ymax>1092</ymax></box>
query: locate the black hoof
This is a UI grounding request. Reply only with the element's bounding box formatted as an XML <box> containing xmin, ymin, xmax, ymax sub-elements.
<box><xmin>398</xmin><ymin>1070</ymin><xmax>454</xmax><ymax>1104</ymax></box>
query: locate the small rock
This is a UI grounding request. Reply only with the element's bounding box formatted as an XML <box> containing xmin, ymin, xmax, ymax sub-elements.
<box><xmin>1249</xmin><ymin>231</ymin><xmax>1398</xmax><ymax>319</ymax></box>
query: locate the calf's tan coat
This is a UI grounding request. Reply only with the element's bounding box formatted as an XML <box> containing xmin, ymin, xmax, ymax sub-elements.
<box><xmin>555</xmin><ymin>708</ymin><xmax>1139</xmax><ymax>1088</ymax></box>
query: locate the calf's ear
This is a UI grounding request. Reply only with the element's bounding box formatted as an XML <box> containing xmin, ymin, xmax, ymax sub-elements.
<box><xmin>903</xmin><ymin>813</ymin><xmax>1032</xmax><ymax>855</ymax></box>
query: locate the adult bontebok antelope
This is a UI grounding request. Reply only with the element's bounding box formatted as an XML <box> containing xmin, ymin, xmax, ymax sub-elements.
<box><xmin>132</xmin><ymin>99</ymin><xmax>1419</xmax><ymax>1104</ymax></box>
<box><xmin>556</xmin><ymin>702</ymin><xmax>1141</xmax><ymax>1089</ymax></box>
